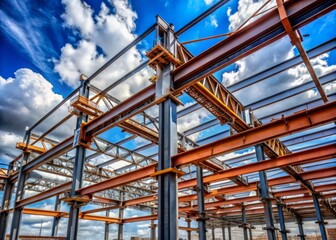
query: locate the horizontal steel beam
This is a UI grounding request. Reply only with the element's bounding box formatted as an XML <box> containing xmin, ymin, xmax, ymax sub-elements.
<box><xmin>173</xmin><ymin>0</ymin><xmax>335</xmax><ymax>89</ymax></box>
<box><xmin>173</xmin><ymin>101</ymin><xmax>336</xmax><ymax>167</ymax></box>
<box><xmin>16</xmin><ymin>182</ymin><xmax>72</xmax><ymax>208</ymax></box>
<box><xmin>78</xmin><ymin>164</ymin><xmax>157</xmax><ymax>196</ymax></box>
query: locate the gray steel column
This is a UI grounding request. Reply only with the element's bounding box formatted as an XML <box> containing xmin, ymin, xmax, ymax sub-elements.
<box><xmin>197</xmin><ymin>166</ymin><xmax>207</xmax><ymax>240</ymax></box>
<box><xmin>228</xmin><ymin>225</ymin><xmax>232</xmax><ymax>240</ymax></box>
<box><xmin>150</xmin><ymin>223</ymin><xmax>156</xmax><ymax>240</ymax></box>
<box><xmin>156</xmin><ymin>17</ymin><xmax>178</xmax><ymax>240</ymax></box>
<box><xmin>277</xmin><ymin>202</ymin><xmax>288</xmax><ymax>240</ymax></box>
<box><xmin>212</xmin><ymin>225</ymin><xmax>215</xmax><ymax>240</ymax></box>
<box><xmin>255</xmin><ymin>144</ymin><xmax>276</xmax><ymax>240</ymax></box>
<box><xmin>9</xmin><ymin>130</ymin><xmax>31</xmax><ymax>240</ymax></box>
<box><xmin>51</xmin><ymin>195</ymin><xmax>61</xmax><ymax>237</ymax></box>
<box><xmin>0</xmin><ymin>162</ymin><xmax>13</xmax><ymax>240</ymax></box>
<box><xmin>104</xmin><ymin>210</ymin><xmax>110</xmax><ymax>240</ymax></box>
<box><xmin>186</xmin><ymin>218</ymin><xmax>192</xmax><ymax>240</ymax></box>
<box><xmin>66</xmin><ymin>76</ymin><xmax>89</xmax><ymax>240</ymax></box>
<box><xmin>312</xmin><ymin>193</ymin><xmax>327</xmax><ymax>240</ymax></box>
<box><xmin>118</xmin><ymin>192</ymin><xmax>124</xmax><ymax>240</ymax></box>
<box><xmin>242</xmin><ymin>206</ymin><xmax>248</xmax><ymax>240</ymax></box>
<box><xmin>249</xmin><ymin>228</ymin><xmax>252</xmax><ymax>240</ymax></box>
<box><xmin>222</xmin><ymin>226</ymin><xmax>226</xmax><ymax>240</ymax></box>
<box><xmin>297</xmin><ymin>218</ymin><xmax>305</xmax><ymax>240</ymax></box>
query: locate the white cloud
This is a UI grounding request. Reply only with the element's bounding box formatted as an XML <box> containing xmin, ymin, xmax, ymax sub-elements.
<box><xmin>55</xmin><ymin>0</ymin><xmax>151</xmax><ymax>101</ymax></box>
<box><xmin>204</xmin><ymin>0</ymin><xmax>214</xmax><ymax>5</ymax></box>
<box><xmin>222</xmin><ymin>0</ymin><xmax>336</xmax><ymax>113</ymax></box>
<box><xmin>209</xmin><ymin>14</ymin><xmax>218</xmax><ymax>28</ymax></box>
<box><xmin>227</xmin><ymin>0</ymin><xmax>275</xmax><ymax>31</ymax></box>
<box><xmin>0</xmin><ymin>68</ymin><xmax>74</xmax><ymax>163</ymax></box>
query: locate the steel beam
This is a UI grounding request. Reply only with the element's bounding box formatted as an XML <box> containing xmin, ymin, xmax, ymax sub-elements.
<box><xmin>173</xmin><ymin>101</ymin><xmax>336</xmax><ymax>168</ymax></box>
<box><xmin>277</xmin><ymin>202</ymin><xmax>288</xmax><ymax>240</ymax></box>
<box><xmin>255</xmin><ymin>144</ymin><xmax>276</xmax><ymax>240</ymax></box>
<box><xmin>51</xmin><ymin>195</ymin><xmax>61</xmax><ymax>237</ymax></box>
<box><xmin>178</xmin><ymin>143</ymin><xmax>336</xmax><ymax>189</ymax></box>
<box><xmin>66</xmin><ymin>78</ymin><xmax>90</xmax><ymax>240</ymax></box>
<box><xmin>78</xmin><ymin>164</ymin><xmax>156</xmax><ymax>196</ymax></box>
<box><xmin>186</xmin><ymin>218</ymin><xmax>191</xmax><ymax>240</ymax></box>
<box><xmin>249</xmin><ymin>228</ymin><xmax>252</xmax><ymax>240</ymax></box>
<box><xmin>0</xmin><ymin>163</ymin><xmax>13</xmax><ymax>240</ymax></box>
<box><xmin>196</xmin><ymin>167</ymin><xmax>206</xmax><ymax>240</ymax></box>
<box><xmin>312</xmin><ymin>193</ymin><xmax>327</xmax><ymax>240</ymax></box>
<box><xmin>173</xmin><ymin>0</ymin><xmax>335</xmax><ymax>89</ymax></box>
<box><xmin>242</xmin><ymin>206</ymin><xmax>248</xmax><ymax>240</ymax></box>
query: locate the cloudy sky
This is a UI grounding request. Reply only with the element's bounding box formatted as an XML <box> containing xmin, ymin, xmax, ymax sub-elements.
<box><xmin>0</xmin><ymin>0</ymin><xmax>335</xmax><ymax>239</ymax></box>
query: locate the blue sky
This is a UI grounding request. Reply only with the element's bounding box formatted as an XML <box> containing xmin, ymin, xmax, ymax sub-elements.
<box><xmin>0</xmin><ymin>0</ymin><xmax>335</xmax><ymax>239</ymax></box>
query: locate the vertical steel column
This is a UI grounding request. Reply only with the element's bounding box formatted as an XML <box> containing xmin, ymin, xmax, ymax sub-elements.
<box><xmin>297</xmin><ymin>218</ymin><xmax>305</xmax><ymax>240</ymax></box>
<box><xmin>51</xmin><ymin>195</ymin><xmax>61</xmax><ymax>237</ymax></box>
<box><xmin>277</xmin><ymin>202</ymin><xmax>288</xmax><ymax>240</ymax></box>
<box><xmin>312</xmin><ymin>193</ymin><xmax>327</xmax><ymax>240</ymax></box>
<box><xmin>104</xmin><ymin>210</ymin><xmax>110</xmax><ymax>240</ymax></box>
<box><xmin>9</xmin><ymin>130</ymin><xmax>31</xmax><ymax>240</ymax></box>
<box><xmin>0</xmin><ymin>162</ymin><xmax>13</xmax><ymax>240</ymax></box>
<box><xmin>149</xmin><ymin>223</ymin><xmax>156</xmax><ymax>240</ymax></box>
<box><xmin>222</xmin><ymin>226</ymin><xmax>226</xmax><ymax>240</ymax></box>
<box><xmin>196</xmin><ymin>166</ymin><xmax>207</xmax><ymax>240</ymax></box>
<box><xmin>255</xmin><ymin>144</ymin><xmax>276</xmax><ymax>240</ymax></box>
<box><xmin>242</xmin><ymin>206</ymin><xmax>248</xmax><ymax>240</ymax></box>
<box><xmin>248</xmin><ymin>228</ymin><xmax>252</xmax><ymax>240</ymax></box>
<box><xmin>228</xmin><ymin>225</ymin><xmax>232</xmax><ymax>240</ymax></box>
<box><xmin>66</xmin><ymin>76</ymin><xmax>89</xmax><ymax>240</ymax></box>
<box><xmin>186</xmin><ymin>218</ymin><xmax>192</xmax><ymax>240</ymax></box>
<box><xmin>118</xmin><ymin>192</ymin><xmax>124</xmax><ymax>240</ymax></box>
<box><xmin>156</xmin><ymin>17</ymin><xmax>178</xmax><ymax>240</ymax></box>
<box><xmin>212</xmin><ymin>225</ymin><xmax>215</xmax><ymax>240</ymax></box>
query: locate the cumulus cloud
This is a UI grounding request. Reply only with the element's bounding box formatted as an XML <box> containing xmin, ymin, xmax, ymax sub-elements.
<box><xmin>222</xmin><ymin>0</ymin><xmax>336</xmax><ymax>115</ymax></box>
<box><xmin>227</xmin><ymin>0</ymin><xmax>275</xmax><ymax>31</ymax></box>
<box><xmin>204</xmin><ymin>0</ymin><xmax>214</xmax><ymax>5</ymax></box>
<box><xmin>54</xmin><ymin>0</ymin><xmax>151</xmax><ymax>101</ymax></box>
<box><xmin>0</xmin><ymin>68</ymin><xmax>74</xmax><ymax>162</ymax></box>
<box><xmin>206</xmin><ymin>14</ymin><xmax>218</xmax><ymax>28</ymax></box>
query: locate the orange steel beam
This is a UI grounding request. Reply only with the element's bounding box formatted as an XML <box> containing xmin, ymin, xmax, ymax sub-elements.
<box><xmin>173</xmin><ymin>101</ymin><xmax>336</xmax><ymax>167</ymax></box>
<box><xmin>178</xmin><ymin>144</ymin><xmax>336</xmax><ymax>189</ymax></box>
<box><xmin>16</xmin><ymin>182</ymin><xmax>72</xmax><ymax>208</ymax></box>
<box><xmin>22</xmin><ymin>208</ymin><xmax>121</xmax><ymax>223</ymax></box>
<box><xmin>124</xmin><ymin>167</ymin><xmax>336</xmax><ymax>208</ymax></box>
<box><xmin>123</xmin><ymin>214</ymin><xmax>158</xmax><ymax>223</ymax></box>
<box><xmin>173</xmin><ymin>0</ymin><xmax>335</xmax><ymax>89</ymax></box>
<box><xmin>276</xmin><ymin>0</ymin><xmax>328</xmax><ymax>102</ymax></box>
<box><xmin>78</xmin><ymin>164</ymin><xmax>157</xmax><ymax>196</ymax></box>
<box><xmin>81</xmin><ymin>205</ymin><xmax>121</xmax><ymax>215</ymax></box>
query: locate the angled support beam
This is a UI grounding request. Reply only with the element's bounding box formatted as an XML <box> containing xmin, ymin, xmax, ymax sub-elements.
<box><xmin>255</xmin><ymin>144</ymin><xmax>276</xmax><ymax>240</ymax></box>
<box><xmin>276</xmin><ymin>0</ymin><xmax>328</xmax><ymax>102</ymax></box>
<box><xmin>312</xmin><ymin>193</ymin><xmax>328</xmax><ymax>240</ymax></box>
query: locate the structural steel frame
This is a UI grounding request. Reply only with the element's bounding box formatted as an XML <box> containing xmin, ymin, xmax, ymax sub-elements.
<box><xmin>1</xmin><ymin>0</ymin><xmax>335</xmax><ymax>240</ymax></box>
